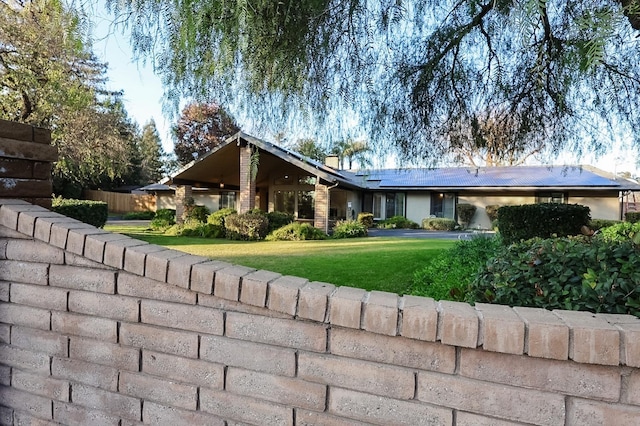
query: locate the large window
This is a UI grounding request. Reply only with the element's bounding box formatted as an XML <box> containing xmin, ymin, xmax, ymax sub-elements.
<box><xmin>385</xmin><ymin>193</ymin><xmax>406</xmax><ymax>218</ymax></box>
<box><xmin>274</xmin><ymin>190</ymin><xmax>295</xmax><ymax>215</ymax></box>
<box><xmin>536</xmin><ymin>192</ymin><xmax>566</xmax><ymax>204</ymax></box>
<box><xmin>219</xmin><ymin>191</ymin><xmax>236</xmax><ymax>210</ymax></box>
<box><xmin>431</xmin><ymin>193</ymin><xmax>456</xmax><ymax>218</ymax></box>
<box><xmin>297</xmin><ymin>190</ymin><xmax>315</xmax><ymax>219</ymax></box>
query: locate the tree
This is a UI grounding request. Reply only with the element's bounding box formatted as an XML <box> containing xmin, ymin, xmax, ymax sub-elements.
<box><xmin>172</xmin><ymin>102</ymin><xmax>240</xmax><ymax>166</ymax></box>
<box><xmin>289</xmin><ymin>138</ymin><xmax>327</xmax><ymax>162</ymax></box>
<box><xmin>331</xmin><ymin>139</ymin><xmax>370</xmax><ymax>170</ymax></box>
<box><xmin>139</xmin><ymin>119</ymin><xmax>166</xmax><ymax>184</ymax></box>
<box><xmin>109</xmin><ymin>1</ymin><xmax>640</xmax><ymax>164</ymax></box>
<box><xmin>448</xmin><ymin>109</ymin><xmax>546</xmax><ymax>167</ymax></box>
<box><xmin>1</xmin><ymin>0</ymin><xmax>141</xmax><ymax>196</ymax></box>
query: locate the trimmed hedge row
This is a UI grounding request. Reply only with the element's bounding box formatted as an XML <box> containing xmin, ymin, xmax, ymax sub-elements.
<box><xmin>497</xmin><ymin>203</ymin><xmax>590</xmax><ymax>245</ymax></box>
<box><xmin>52</xmin><ymin>198</ymin><xmax>108</xmax><ymax>228</ymax></box>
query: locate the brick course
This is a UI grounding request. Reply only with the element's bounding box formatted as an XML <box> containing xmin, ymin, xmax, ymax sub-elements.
<box><xmin>1</xmin><ymin>196</ymin><xmax>639</xmax><ymax>425</ymax></box>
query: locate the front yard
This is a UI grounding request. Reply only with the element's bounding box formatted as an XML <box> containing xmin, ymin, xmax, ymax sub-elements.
<box><xmin>104</xmin><ymin>224</ymin><xmax>454</xmax><ymax>294</ymax></box>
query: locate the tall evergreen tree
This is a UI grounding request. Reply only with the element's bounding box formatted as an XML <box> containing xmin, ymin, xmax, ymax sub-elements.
<box><xmin>139</xmin><ymin>119</ymin><xmax>166</xmax><ymax>184</ymax></box>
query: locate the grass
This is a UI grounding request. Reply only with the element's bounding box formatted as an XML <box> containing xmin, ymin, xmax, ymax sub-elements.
<box><xmin>104</xmin><ymin>224</ymin><xmax>455</xmax><ymax>294</ymax></box>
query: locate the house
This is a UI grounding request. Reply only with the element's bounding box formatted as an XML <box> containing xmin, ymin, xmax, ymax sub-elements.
<box><xmin>141</xmin><ymin>132</ymin><xmax>640</xmax><ymax>231</ymax></box>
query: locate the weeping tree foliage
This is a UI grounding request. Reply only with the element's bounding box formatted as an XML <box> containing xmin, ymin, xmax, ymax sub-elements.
<box><xmin>107</xmin><ymin>0</ymin><xmax>640</xmax><ymax>164</ymax></box>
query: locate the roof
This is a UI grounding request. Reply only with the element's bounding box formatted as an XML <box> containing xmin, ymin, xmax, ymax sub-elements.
<box><xmin>352</xmin><ymin>165</ymin><xmax>640</xmax><ymax>191</ymax></box>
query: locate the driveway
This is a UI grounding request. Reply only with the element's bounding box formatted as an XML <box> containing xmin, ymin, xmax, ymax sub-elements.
<box><xmin>367</xmin><ymin>228</ymin><xmax>495</xmax><ymax>240</ymax></box>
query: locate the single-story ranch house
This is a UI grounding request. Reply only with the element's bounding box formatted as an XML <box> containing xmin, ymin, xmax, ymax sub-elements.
<box><xmin>142</xmin><ymin>132</ymin><xmax>640</xmax><ymax>232</ymax></box>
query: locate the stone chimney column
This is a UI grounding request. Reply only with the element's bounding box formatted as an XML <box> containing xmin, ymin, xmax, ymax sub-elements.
<box><xmin>175</xmin><ymin>185</ymin><xmax>192</xmax><ymax>224</ymax></box>
<box><xmin>239</xmin><ymin>145</ymin><xmax>256</xmax><ymax>213</ymax></box>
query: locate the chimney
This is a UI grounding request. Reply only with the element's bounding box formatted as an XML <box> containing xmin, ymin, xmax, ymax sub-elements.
<box><xmin>325</xmin><ymin>155</ymin><xmax>340</xmax><ymax>169</ymax></box>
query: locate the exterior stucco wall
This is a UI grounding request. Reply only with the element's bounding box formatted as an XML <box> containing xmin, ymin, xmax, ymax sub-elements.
<box><xmin>570</xmin><ymin>195</ymin><xmax>620</xmax><ymax>220</ymax></box>
<box><xmin>406</xmin><ymin>193</ymin><xmax>432</xmax><ymax>225</ymax></box>
<box><xmin>458</xmin><ymin>194</ymin><xmax>537</xmax><ymax>229</ymax></box>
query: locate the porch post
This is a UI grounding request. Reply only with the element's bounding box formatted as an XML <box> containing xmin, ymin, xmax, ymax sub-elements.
<box><xmin>175</xmin><ymin>184</ymin><xmax>192</xmax><ymax>224</ymax></box>
<box><xmin>239</xmin><ymin>144</ymin><xmax>256</xmax><ymax>213</ymax></box>
<box><xmin>314</xmin><ymin>182</ymin><xmax>329</xmax><ymax>233</ymax></box>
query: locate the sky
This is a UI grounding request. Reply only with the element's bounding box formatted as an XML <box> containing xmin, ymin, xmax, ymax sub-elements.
<box><xmin>87</xmin><ymin>4</ymin><xmax>639</xmax><ymax>177</ymax></box>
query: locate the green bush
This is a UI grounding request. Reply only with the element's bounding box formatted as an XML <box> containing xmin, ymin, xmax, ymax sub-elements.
<box><xmin>422</xmin><ymin>218</ymin><xmax>458</xmax><ymax>231</ymax></box>
<box><xmin>410</xmin><ymin>236</ymin><xmax>501</xmax><ymax>301</ymax></box>
<box><xmin>150</xmin><ymin>209</ymin><xmax>176</xmax><ymax>231</ymax></box>
<box><xmin>122</xmin><ymin>211</ymin><xmax>155</xmax><ymax>220</ymax></box>
<box><xmin>468</xmin><ymin>236</ymin><xmax>640</xmax><ymax>316</ymax></box>
<box><xmin>207</xmin><ymin>208</ymin><xmax>237</xmax><ymax>226</ymax></box>
<box><xmin>224</xmin><ymin>212</ymin><xmax>269</xmax><ymax>240</ymax></box>
<box><xmin>626</xmin><ymin>212</ymin><xmax>640</xmax><ymax>223</ymax></box>
<box><xmin>357</xmin><ymin>212</ymin><xmax>374</xmax><ymax>228</ymax></box>
<box><xmin>598</xmin><ymin>221</ymin><xmax>640</xmax><ymax>242</ymax></box>
<box><xmin>187</xmin><ymin>205</ymin><xmax>210</xmax><ymax>222</ymax></box>
<box><xmin>377</xmin><ymin>215</ymin><xmax>419</xmax><ymax>229</ymax></box>
<box><xmin>457</xmin><ymin>203</ymin><xmax>477</xmax><ymax>227</ymax></box>
<box><xmin>266</xmin><ymin>222</ymin><xmax>327</xmax><ymax>241</ymax></box>
<box><xmin>589</xmin><ymin>219</ymin><xmax>621</xmax><ymax>231</ymax></box>
<box><xmin>332</xmin><ymin>220</ymin><xmax>367</xmax><ymax>238</ymax></box>
<box><xmin>485</xmin><ymin>205</ymin><xmax>501</xmax><ymax>222</ymax></box>
<box><xmin>266</xmin><ymin>211</ymin><xmax>294</xmax><ymax>232</ymax></box>
<box><xmin>498</xmin><ymin>203</ymin><xmax>591</xmax><ymax>245</ymax></box>
<box><xmin>51</xmin><ymin>198</ymin><xmax>108</xmax><ymax>228</ymax></box>
<box><xmin>164</xmin><ymin>219</ymin><xmax>225</xmax><ymax>238</ymax></box>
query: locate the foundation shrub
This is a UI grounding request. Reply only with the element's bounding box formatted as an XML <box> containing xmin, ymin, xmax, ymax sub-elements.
<box><xmin>207</xmin><ymin>208</ymin><xmax>236</xmax><ymax>227</ymax></box>
<box><xmin>457</xmin><ymin>203</ymin><xmax>477</xmax><ymax>228</ymax></box>
<box><xmin>332</xmin><ymin>220</ymin><xmax>367</xmax><ymax>238</ymax></box>
<box><xmin>357</xmin><ymin>212</ymin><xmax>374</xmax><ymax>228</ymax></box>
<box><xmin>377</xmin><ymin>215</ymin><xmax>419</xmax><ymax>229</ymax></box>
<box><xmin>626</xmin><ymin>211</ymin><xmax>640</xmax><ymax>223</ymax></box>
<box><xmin>186</xmin><ymin>204</ymin><xmax>210</xmax><ymax>222</ymax></box>
<box><xmin>589</xmin><ymin>219</ymin><xmax>621</xmax><ymax>231</ymax></box>
<box><xmin>266</xmin><ymin>211</ymin><xmax>294</xmax><ymax>232</ymax></box>
<box><xmin>498</xmin><ymin>203</ymin><xmax>590</xmax><ymax>245</ymax></box>
<box><xmin>599</xmin><ymin>221</ymin><xmax>640</xmax><ymax>242</ymax></box>
<box><xmin>266</xmin><ymin>222</ymin><xmax>327</xmax><ymax>241</ymax></box>
<box><xmin>422</xmin><ymin>218</ymin><xmax>458</xmax><ymax>231</ymax></box>
<box><xmin>225</xmin><ymin>212</ymin><xmax>269</xmax><ymax>240</ymax></box>
<box><xmin>165</xmin><ymin>219</ymin><xmax>225</xmax><ymax>238</ymax></box>
<box><xmin>469</xmin><ymin>235</ymin><xmax>640</xmax><ymax>316</ymax></box>
<box><xmin>52</xmin><ymin>197</ymin><xmax>108</xmax><ymax>228</ymax></box>
<box><xmin>410</xmin><ymin>236</ymin><xmax>501</xmax><ymax>301</ymax></box>
<box><xmin>150</xmin><ymin>209</ymin><xmax>176</xmax><ymax>231</ymax></box>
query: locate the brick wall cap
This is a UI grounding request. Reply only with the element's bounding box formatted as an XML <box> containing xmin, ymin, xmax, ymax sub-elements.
<box><xmin>366</xmin><ymin>290</ymin><xmax>399</xmax><ymax>308</ymax></box>
<box><xmin>553</xmin><ymin>310</ymin><xmax>619</xmax><ymax>330</ymax></box>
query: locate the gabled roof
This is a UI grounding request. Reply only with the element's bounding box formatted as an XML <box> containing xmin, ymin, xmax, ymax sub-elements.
<box><xmin>352</xmin><ymin>165</ymin><xmax>640</xmax><ymax>191</ymax></box>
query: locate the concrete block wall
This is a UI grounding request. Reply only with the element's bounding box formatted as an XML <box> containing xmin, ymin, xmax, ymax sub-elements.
<box><xmin>0</xmin><ymin>120</ymin><xmax>57</xmax><ymax>208</ymax></box>
<box><xmin>1</xmin><ymin>199</ymin><xmax>639</xmax><ymax>425</ymax></box>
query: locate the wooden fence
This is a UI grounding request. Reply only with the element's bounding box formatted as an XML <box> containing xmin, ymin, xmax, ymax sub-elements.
<box><xmin>84</xmin><ymin>189</ymin><xmax>156</xmax><ymax>213</ymax></box>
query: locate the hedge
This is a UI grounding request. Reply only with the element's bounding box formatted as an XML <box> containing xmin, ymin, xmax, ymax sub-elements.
<box><xmin>51</xmin><ymin>198</ymin><xmax>108</xmax><ymax>228</ymax></box>
<box><xmin>497</xmin><ymin>203</ymin><xmax>590</xmax><ymax>245</ymax></box>
<box><xmin>626</xmin><ymin>211</ymin><xmax>640</xmax><ymax>223</ymax></box>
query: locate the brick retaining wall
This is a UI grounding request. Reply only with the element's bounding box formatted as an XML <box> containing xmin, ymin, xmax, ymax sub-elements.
<box><xmin>1</xmin><ymin>199</ymin><xmax>639</xmax><ymax>425</ymax></box>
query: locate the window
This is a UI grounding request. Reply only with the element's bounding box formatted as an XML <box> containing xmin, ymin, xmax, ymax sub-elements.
<box><xmin>297</xmin><ymin>190</ymin><xmax>315</xmax><ymax>219</ymax></box>
<box><xmin>274</xmin><ymin>190</ymin><xmax>295</xmax><ymax>215</ymax></box>
<box><xmin>431</xmin><ymin>193</ymin><xmax>456</xmax><ymax>219</ymax></box>
<box><xmin>373</xmin><ymin>194</ymin><xmax>383</xmax><ymax>219</ymax></box>
<box><xmin>298</xmin><ymin>175</ymin><xmax>317</xmax><ymax>185</ymax></box>
<box><xmin>219</xmin><ymin>191</ymin><xmax>236</xmax><ymax>210</ymax></box>
<box><xmin>536</xmin><ymin>192</ymin><xmax>566</xmax><ymax>204</ymax></box>
<box><xmin>385</xmin><ymin>193</ymin><xmax>406</xmax><ymax>218</ymax></box>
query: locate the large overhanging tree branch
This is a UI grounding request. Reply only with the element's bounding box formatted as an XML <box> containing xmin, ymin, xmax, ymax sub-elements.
<box><xmin>107</xmin><ymin>0</ymin><xmax>640</xmax><ymax>165</ymax></box>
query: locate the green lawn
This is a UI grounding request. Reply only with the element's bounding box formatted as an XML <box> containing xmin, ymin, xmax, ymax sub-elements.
<box><xmin>104</xmin><ymin>224</ymin><xmax>455</xmax><ymax>294</ymax></box>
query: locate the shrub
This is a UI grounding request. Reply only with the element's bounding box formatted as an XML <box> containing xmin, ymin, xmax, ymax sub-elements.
<box><xmin>332</xmin><ymin>220</ymin><xmax>367</xmax><ymax>238</ymax></box>
<box><xmin>457</xmin><ymin>203</ymin><xmax>477</xmax><ymax>227</ymax></box>
<box><xmin>266</xmin><ymin>222</ymin><xmax>327</xmax><ymax>241</ymax></box>
<box><xmin>165</xmin><ymin>219</ymin><xmax>225</xmax><ymax>238</ymax></box>
<box><xmin>598</xmin><ymin>221</ymin><xmax>640</xmax><ymax>242</ymax></box>
<box><xmin>150</xmin><ymin>209</ymin><xmax>176</xmax><ymax>231</ymax></box>
<box><xmin>626</xmin><ymin>211</ymin><xmax>640</xmax><ymax>223</ymax></box>
<box><xmin>224</xmin><ymin>212</ymin><xmax>269</xmax><ymax>240</ymax></box>
<box><xmin>51</xmin><ymin>197</ymin><xmax>108</xmax><ymax>228</ymax></box>
<box><xmin>422</xmin><ymin>218</ymin><xmax>458</xmax><ymax>231</ymax></box>
<box><xmin>187</xmin><ymin>205</ymin><xmax>210</xmax><ymax>222</ymax></box>
<box><xmin>122</xmin><ymin>211</ymin><xmax>155</xmax><ymax>220</ymax></box>
<box><xmin>589</xmin><ymin>219</ymin><xmax>621</xmax><ymax>231</ymax></box>
<box><xmin>468</xmin><ymin>236</ymin><xmax>640</xmax><ymax>316</ymax></box>
<box><xmin>357</xmin><ymin>212</ymin><xmax>374</xmax><ymax>228</ymax></box>
<box><xmin>266</xmin><ymin>211</ymin><xmax>294</xmax><ymax>232</ymax></box>
<box><xmin>207</xmin><ymin>208</ymin><xmax>236</xmax><ymax>226</ymax></box>
<box><xmin>485</xmin><ymin>205</ymin><xmax>501</xmax><ymax>222</ymax></box>
<box><xmin>377</xmin><ymin>215</ymin><xmax>419</xmax><ymax>229</ymax></box>
<box><xmin>410</xmin><ymin>236</ymin><xmax>501</xmax><ymax>301</ymax></box>
<box><xmin>497</xmin><ymin>203</ymin><xmax>591</xmax><ymax>245</ymax></box>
